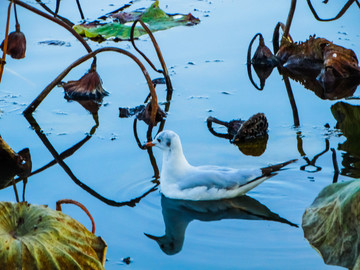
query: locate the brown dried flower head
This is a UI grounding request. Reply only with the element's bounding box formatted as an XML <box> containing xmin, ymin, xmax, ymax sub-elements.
<box><xmin>63</xmin><ymin>68</ymin><xmax>109</xmax><ymax>101</ymax></box>
<box><xmin>0</xmin><ymin>24</ymin><xmax>26</xmax><ymax>59</ymax></box>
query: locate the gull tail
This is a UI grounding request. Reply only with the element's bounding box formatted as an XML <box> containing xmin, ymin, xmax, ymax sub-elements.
<box><xmin>261</xmin><ymin>159</ymin><xmax>298</xmax><ymax>176</ymax></box>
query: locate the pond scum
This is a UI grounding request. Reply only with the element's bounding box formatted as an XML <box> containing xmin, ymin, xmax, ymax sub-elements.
<box><xmin>0</xmin><ymin>0</ymin><xmax>360</xmax><ymax>268</ymax></box>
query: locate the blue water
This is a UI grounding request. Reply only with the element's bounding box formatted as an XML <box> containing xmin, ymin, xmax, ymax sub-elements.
<box><xmin>0</xmin><ymin>0</ymin><xmax>359</xmax><ymax>269</ymax></box>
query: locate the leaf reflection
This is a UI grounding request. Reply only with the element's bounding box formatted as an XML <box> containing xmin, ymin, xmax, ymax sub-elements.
<box><xmin>145</xmin><ymin>195</ymin><xmax>297</xmax><ymax>255</ymax></box>
<box><xmin>302</xmin><ymin>179</ymin><xmax>360</xmax><ymax>269</ymax></box>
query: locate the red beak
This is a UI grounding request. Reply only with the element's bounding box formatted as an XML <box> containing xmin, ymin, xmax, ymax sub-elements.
<box><xmin>145</xmin><ymin>142</ymin><xmax>155</xmax><ymax>148</ymax></box>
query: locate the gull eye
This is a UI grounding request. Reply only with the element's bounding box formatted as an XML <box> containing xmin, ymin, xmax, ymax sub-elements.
<box><xmin>157</xmin><ymin>138</ymin><xmax>161</xmax><ymax>143</ymax></box>
<box><xmin>166</xmin><ymin>141</ymin><xmax>171</xmax><ymax>147</ymax></box>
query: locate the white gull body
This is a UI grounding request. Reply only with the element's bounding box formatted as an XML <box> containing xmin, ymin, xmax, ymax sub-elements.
<box><xmin>150</xmin><ymin>130</ymin><xmax>296</xmax><ymax>201</ymax></box>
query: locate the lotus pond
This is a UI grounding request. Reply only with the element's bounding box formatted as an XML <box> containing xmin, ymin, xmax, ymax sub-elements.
<box><xmin>0</xmin><ymin>0</ymin><xmax>360</xmax><ymax>269</ymax></box>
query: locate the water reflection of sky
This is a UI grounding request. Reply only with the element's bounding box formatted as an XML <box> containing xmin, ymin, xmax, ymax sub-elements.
<box><xmin>0</xmin><ymin>0</ymin><xmax>359</xmax><ymax>269</ymax></box>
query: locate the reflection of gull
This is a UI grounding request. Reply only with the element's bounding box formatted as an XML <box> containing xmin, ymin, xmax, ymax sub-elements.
<box><xmin>147</xmin><ymin>130</ymin><xmax>296</xmax><ymax>200</ymax></box>
<box><xmin>145</xmin><ymin>195</ymin><xmax>298</xmax><ymax>255</ymax></box>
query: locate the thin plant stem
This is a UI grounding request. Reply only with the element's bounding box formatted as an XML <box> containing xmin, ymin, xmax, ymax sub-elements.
<box><xmin>307</xmin><ymin>0</ymin><xmax>356</xmax><ymax>21</ymax></box>
<box><xmin>283</xmin><ymin>76</ymin><xmax>300</xmax><ymax>127</ymax></box>
<box><xmin>331</xmin><ymin>148</ymin><xmax>339</xmax><ymax>183</ymax></box>
<box><xmin>35</xmin><ymin>0</ymin><xmax>74</xmax><ymax>26</ymax></box>
<box><xmin>23</xmin><ymin>47</ymin><xmax>158</xmax><ymax>125</ymax></box>
<box><xmin>75</xmin><ymin>0</ymin><xmax>85</xmax><ymax>21</ymax></box>
<box><xmin>0</xmin><ymin>1</ymin><xmax>13</xmax><ymax>84</ymax></box>
<box><xmin>246</xmin><ymin>33</ymin><xmax>264</xmax><ymax>90</ymax></box>
<box><xmin>130</xmin><ymin>19</ymin><xmax>173</xmax><ymax>91</ymax></box>
<box><xmin>12</xmin><ymin>178</ymin><xmax>20</xmax><ymax>202</ymax></box>
<box><xmin>14</xmin><ymin>3</ymin><xmax>19</xmax><ymax>25</ymax></box>
<box><xmin>284</xmin><ymin>0</ymin><xmax>297</xmax><ymax>39</ymax></box>
<box><xmin>56</xmin><ymin>199</ymin><xmax>96</xmax><ymax>233</ymax></box>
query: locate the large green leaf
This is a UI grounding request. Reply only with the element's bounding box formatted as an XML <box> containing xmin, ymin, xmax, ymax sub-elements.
<box><xmin>73</xmin><ymin>1</ymin><xmax>200</xmax><ymax>40</ymax></box>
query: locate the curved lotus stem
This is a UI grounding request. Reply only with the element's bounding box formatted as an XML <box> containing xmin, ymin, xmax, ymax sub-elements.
<box><xmin>272</xmin><ymin>22</ymin><xmax>293</xmax><ymax>55</ymax></box>
<box><xmin>206</xmin><ymin>117</ymin><xmax>232</xmax><ymax>139</ymax></box>
<box><xmin>130</xmin><ymin>19</ymin><xmax>173</xmax><ymax>91</ymax></box>
<box><xmin>284</xmin><ymin>0</ymin><xmax>297</xmax><ymax>39</ymax></box>
<box><xmin>56</xmin><ymin>199</ymin><xmax>96</xmax><ymax>234</ymax></box>
<box><xmin>23</xmin><ymin>47</ymin><xmax>159</xmax><ymax>125</ymax></box>
<box><xmin>246</xmin><ymin>33</ymin><xmax>264</xmax><ymax>91</ymax></box>
<box><xmin>11</xmin><ymin>0</ymin><xmax>91</xmax><ymax>53</ymax></box>
<box><xmin>0</xmin><ymin>2</ymin><xmax>13</xmax><ymax>84</ymax></box>
<box><xmin>307</xmin><ymin>0</ymin><xmax>357</xmax><ymax>22</ymax></box>
<box><xmin>35</xmin><ymin>0</ymin><xmax>74</xmax><ymax>26</ymax></box>
<box><xmin>54</xmin><ymin>0</ymin><xmax>85</xmax><ymax>21</ymax></box>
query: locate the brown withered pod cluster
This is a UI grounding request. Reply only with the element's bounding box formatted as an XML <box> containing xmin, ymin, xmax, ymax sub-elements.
<box><xmin>207</xmin><ymin>113</ymin><xmax>269</xmax><ymax>156</ymax></box>
<box><xmin>247</xmin><ymin>0</ymin><xmax>360</xmax><ymax>99</ymax></box>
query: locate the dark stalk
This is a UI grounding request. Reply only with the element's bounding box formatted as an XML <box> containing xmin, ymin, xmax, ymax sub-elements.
<box><xmin>284</xmin><ymin>0</ymin><xmax>297</xmax><ymax>39</ymax></box>
<box><xmin>283</xmin><ymin>76</ymin><xmax>300</xmax><ymax>127</ymax></box>
<box><xmin>130</xmin><ymin>20</ymin><xmax>173</xmax><ymax>91</ymax></box>
<box><xmin>14</xmin><ymin>3</ymin><xmax>19</xmax><ymax>25</ymax></box>
<box><xmin>246</xmin><ymin>33</ymin><xmax>263</xmax><ymax>90</ymax></box>
<box><xmin>331</xmin><ymin>148</ymin><xmax>339</xmax><ymax>183</ymax></box>
<box><xmin>35</xmin><ymin>0</ymin><xmax>74</xmax><ymax>26</ymax></box>
<box><xmin>307</xmin><ymin>0</ymin><xmax>355</xmax><ymax>21</ymax></box>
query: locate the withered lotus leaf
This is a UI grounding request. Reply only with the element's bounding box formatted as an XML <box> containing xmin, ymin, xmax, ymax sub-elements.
<box><xmin>277</xmin><ymin>35</ymin><xmax>360</xmax><ymax>82</ymax></box>
<box><xmin>63</xmin><ymin>70</ymin><xmax>109</xmax><ymax>101</ymax></box>
<box><xmin>0</xmin><ymin>202</ymin><xmax>106</xmax><ymax>269</ymax></box>
<box><xmin>73</xmin><ymin>1</ymin><xmax>200</xmax><ymax>40</ymax></box>
<box><xmin>302</xmin><ymin>180</ymin><xmax>360</xmax><ymax>269</ymax></box>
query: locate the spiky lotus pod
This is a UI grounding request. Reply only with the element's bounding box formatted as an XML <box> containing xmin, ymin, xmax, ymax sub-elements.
<box><xmin>0</xmin><ymin>202</ymin><xmax>107</xmax><ymax>269</ymax></box>
<box><xmin>0</xmin><ymin>24</ymin><xmax>26</xmax><ymax>59</ymax></box>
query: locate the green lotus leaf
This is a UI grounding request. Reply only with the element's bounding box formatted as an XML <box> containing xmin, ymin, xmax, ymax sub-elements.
<box><xmin>302</xmin><ymin>180</ymin><xmax>360</xmax><ymax>269</ymax></box>
<box><xmin>73</xmin><ymin>0</ymin><xmax>200</xmax><ymax>40</ymax></box>
<box><xmin>0</xmin><ymin>202</ymin><xmax>106</xmax><ymax>269</ymax></box>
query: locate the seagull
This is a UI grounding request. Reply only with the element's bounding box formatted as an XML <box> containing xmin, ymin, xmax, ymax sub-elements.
<box><xmin>146</xmin><ymin>130</ymin><xmax>296</xmax><ymax>201</ymax></box>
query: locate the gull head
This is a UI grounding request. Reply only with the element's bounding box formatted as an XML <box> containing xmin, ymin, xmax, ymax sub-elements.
<box><xmin>150</xmin><ymin>130</ymin><xmax>182</xmax><ymax>152</ymax></box>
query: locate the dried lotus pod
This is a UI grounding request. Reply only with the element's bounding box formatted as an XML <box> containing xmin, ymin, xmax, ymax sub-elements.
<box><xmin>231</xmin><ymin>113</ymin><xmax>268</xmax><ymax>143</ymax></box>
<box><xmin>0</xmin><ymin>202</ymin><xmax>107</xmax><ymax>269</ymax></box>
<box><xmin>0</xmin><ymin>24</ymin><xmax>26</xmax><ymax>59</ymax></box>
<box><xmin>207</xmin><ymin>113</ymin><xmax>268</xmax><ymax>156</ymax></box>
